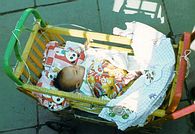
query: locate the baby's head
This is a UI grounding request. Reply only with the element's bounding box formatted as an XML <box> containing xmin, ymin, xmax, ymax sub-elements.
<box><xmin>53</xmin><ymin>65</ymin><xmax>85</xmax><ymax>92</ymax></box>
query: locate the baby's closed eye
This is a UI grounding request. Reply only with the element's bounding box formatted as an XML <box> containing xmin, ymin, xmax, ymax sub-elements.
<box><xmin>75</xmin><ymin>69</ymin><xmax>78</xmax><ymax>75</ymax></box>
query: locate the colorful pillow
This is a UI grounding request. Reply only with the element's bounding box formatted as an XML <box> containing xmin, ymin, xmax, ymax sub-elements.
<box><xmin>35</xmin><ymin>41</ymin><xmax>85</xmax><ymax>111</ymax></box>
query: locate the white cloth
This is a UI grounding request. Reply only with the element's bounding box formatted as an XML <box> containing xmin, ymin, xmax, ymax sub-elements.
<box><xmin>99</xmin><ymin>22</ymin><xmax>175</xmax><ymax>130</ymax></box>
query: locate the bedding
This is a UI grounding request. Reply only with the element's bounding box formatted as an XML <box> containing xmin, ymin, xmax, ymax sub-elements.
<box><xmin>35</xmin><ymin>41</ymin><xmax>85</xmax><ymax>111</ymax></box>
<box><xmin>99</xmin><ymin>22</ymin><xmax>175</xmax><ymax>130</ymax></box>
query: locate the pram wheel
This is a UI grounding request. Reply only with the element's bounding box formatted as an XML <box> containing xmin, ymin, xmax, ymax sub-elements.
<box><xmin>46</xmin><ymin>119</ymin><xmax>76</xmax><ymax>134</ymax></box>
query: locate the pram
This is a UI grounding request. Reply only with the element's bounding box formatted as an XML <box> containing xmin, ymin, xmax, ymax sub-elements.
<box><xmin>3</xmin><ymin>8</ymin><xmax>195</xmax><ymax>133</ymax></box>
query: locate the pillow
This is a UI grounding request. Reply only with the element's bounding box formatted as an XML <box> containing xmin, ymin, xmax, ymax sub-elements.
<box><xmin>43</xmin><ymin>41</ymin><xmax>85</xmax><ymax>71</ymax></box>
<box><xmin>35</xmin><ymin>41</ymin><xmax>85</xmax><ymax>111</ymax></box>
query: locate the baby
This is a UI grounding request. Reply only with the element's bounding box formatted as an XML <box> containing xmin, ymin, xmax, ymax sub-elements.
<box><xmin>54</xmin><ymin>59</ymin><xmax>142</xmax><ymax>99</ymax></box>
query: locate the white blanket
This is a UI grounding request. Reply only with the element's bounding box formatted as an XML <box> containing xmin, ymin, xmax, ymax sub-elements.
<box><xmin>99</xmin><ymin>22</ymin><xmax>175</xmax><ymax>130</ymax></box>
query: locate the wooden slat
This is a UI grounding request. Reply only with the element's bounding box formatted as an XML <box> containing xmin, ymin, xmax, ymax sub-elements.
<box><xmin>54</xmin><ymin>33</ymin><xmax>65</xmax><ymax>43</ymax></box>
<box><xmin>23</xmin><ymin>84</ymin><xmax>109</xmax><ymax>106</ymax></box>
<box><xmin>168</xmin><ymin>41</ymin><xmax>183</xmax><ymax>106</ymax></box>
<box><xmin>32</xmin><ymin>45</ymin><xmax>43</xmax><ymax>59</ymax></box>
<box><xmin>14</xmin><ymin>24</ymin><xmax>40</xmax><ymax>77</ymax></box>
<box><xmin>71</xmin><ymin>103</ymin><xmax>102</xmax><ymax>114</ymax></box>
<box><xmin>45</xmin><ymin>25</ymin><xmax>132</xmax><ymax>45</ymax></box>
<box><xmin>35</xmin><ymin>36</ymin><xmax>46</xmax><ymax>51</ymax></box>
<box><xmin>71</xmin><ymin>101</ymin><xmax>165</xmax><ymax>117</ymax></box>
<box><xmin>46</xmin><ymin>32</ymin><xmax>55</xmax><ymax>41</ymax></box>
<box><xmin>39</xmin><ymin>31</ymin><xmax>50</xmax><ymax>42</ymax></box>
<box><xmin>26</xmin><ymin>60</ymin><xmax>41</xmax><ymax>78</ymax></box>
<box><xmin>29</xmin><ymin>52</ymin><xmax>43</xmax><ymax>70</ymax></box>
<box><xmin>167</xmin><ymin>33</ymin><xmax>191</xmax><ymax>113</ymax></box>
<box><xmin>89</xmin><ymin>42</ymin><xmax>134</xmax><ymax>54</ymax></box>
<box><xmin>23</xmin><ymin>69</ymin><xmax>37</xmax><ymax>84</ymax></box>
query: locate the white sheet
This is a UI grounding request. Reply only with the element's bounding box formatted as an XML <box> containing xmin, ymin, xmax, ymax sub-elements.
<box><xmin>99</xmin><ymin>22</ymin><xmax>175</xmax><ymax>130</ymax></box>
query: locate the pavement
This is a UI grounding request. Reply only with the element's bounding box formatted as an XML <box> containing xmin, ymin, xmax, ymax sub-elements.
<box><xmin>1</xmin><ymin>0</ymin><xmax>195</xmax><ymax>134</ymax></box>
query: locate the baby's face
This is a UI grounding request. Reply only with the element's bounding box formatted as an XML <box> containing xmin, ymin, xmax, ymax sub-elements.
<box><xmin>62</xmin><ymin>65</ymin><xmax>85</xmax><ymax>89</ymax></box>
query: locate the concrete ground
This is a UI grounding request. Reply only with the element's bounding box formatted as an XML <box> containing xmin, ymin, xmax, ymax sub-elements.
<box><xmin>1</xmin><ymin>0</ymin><xmax>195</xmax><ymax>134</ymax></box>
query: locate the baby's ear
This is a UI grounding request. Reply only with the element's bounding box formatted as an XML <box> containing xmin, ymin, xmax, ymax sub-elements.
<box><xmin>75</xmin><ymin>81</ymin><xmax>81</xmax><ymax>88</ymax></box>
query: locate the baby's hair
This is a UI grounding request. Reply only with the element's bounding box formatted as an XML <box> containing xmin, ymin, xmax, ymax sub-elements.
<box><xmin>53</xmin><ymin>68</ymin><xmax>76</xmax><ymax>92</ymax></box>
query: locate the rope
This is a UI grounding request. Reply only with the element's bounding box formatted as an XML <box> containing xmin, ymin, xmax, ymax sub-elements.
<box><xmin>12</xmin><ymin>28</ymin><xmax>31</xmax><ymax>84</ymax></box>
<box><xmin>180</xmin><ymin>49</ymin><xmax>191</xmax><ymax>78</ymax></box>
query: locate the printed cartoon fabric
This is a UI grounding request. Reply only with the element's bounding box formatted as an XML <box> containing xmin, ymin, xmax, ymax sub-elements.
<box><xmin>35</xmin><ymin>41</ymin><xmax>85</xmax><ymax>111</ymax></box>
<box><xmin>87</xmin><ymin>59</ymin><xmax>139</xmax><ymax>99</ymax></box>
